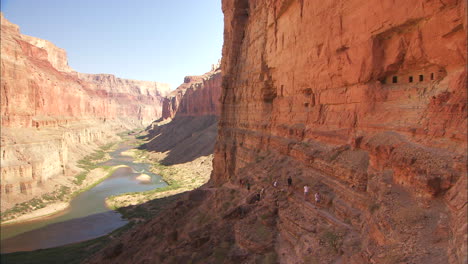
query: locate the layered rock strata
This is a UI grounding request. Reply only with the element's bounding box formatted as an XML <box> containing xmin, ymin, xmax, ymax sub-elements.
<box><xmin>0</xmin><ymin>14</ymin><xmax>169</xmax><ymax>210</ymax></box>
<box><xmin>161</xmin><ymin>67</ymin><xmax>221</xmax><ymax>119</ymax></box>
<box><xmin>213</xmin><ymin>0</ymin><xmax>467</xmax><ymax>263</ymax></box>
<box><xmin>89</xmin><ymin>0</ymin><xmax>466</xmax><ymax>263</ymax></box>
<box><xmin>143</xmin><ymin>66</ymin><xmax>222</xmax><ymax>165</ymax></box>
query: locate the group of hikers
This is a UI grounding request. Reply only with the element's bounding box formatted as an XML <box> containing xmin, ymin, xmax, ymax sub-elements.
<box><xmin>240</xmin><ymin>175</ymin><xmax>321</xmax><ymax>206</ymax></box>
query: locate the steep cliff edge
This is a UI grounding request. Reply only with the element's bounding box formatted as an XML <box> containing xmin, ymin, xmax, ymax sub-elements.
<box><xmin>161</xmin><ymin>67</ymin><xmax>221</xmax><ymax>119</ymax></box>
<box><xmin>212</xmin><ymin>0</ymin><xmax>466</xmax><ymax>263</ymax></box>
<box><xmin>88</xmin><ymin>1</ymin><xmax>466</xmax><ymax>264</ymax></box>
<box><xmin>144</xmin><ymin>67</ymin><xmax>222</xmax><ymax>165</ymax></box>
<box><xmin>0</xmin><ymin>14</ymin><xmax>169</xmax><ymax>211</ymax></box>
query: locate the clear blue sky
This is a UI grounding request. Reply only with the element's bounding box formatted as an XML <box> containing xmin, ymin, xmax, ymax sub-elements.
<box><xmin>1</xmin><ymin>0</ymin><xmax>223</xmax><ymax>89</ymax></box>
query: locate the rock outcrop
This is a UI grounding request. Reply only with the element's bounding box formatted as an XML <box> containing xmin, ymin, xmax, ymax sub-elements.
<box><xmin>161</xmin><ymin>67</ymin><xmax>221</xmax><ymax>119</ymax></box>
<box><xmin>143</xmin><ymin>66</ymin><xmax>222</xmax><ymax>165</ymax></box>
<box><xmin>0</xmin><ymin>14</ymin><xmax>169</xmax><ymax>210</ymax></box>
<box><xmin>21</xmin><ymin>35</ymin><xmax>74</xmax><ymax>73</ymax></box>
<box><xmin>212</xmin><ymin>0</ymin><xmax>467</xmax><ymax>263</ymax></box>
<box><xmin>89</xmin><ymin>1</ymin><xmax>466</xmax><ymax>264</ymax></box>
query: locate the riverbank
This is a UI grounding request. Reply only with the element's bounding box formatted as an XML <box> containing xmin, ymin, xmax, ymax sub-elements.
<box><xmin>105</xmin><ymin>149</ymin><xmax>212</xmax><ymax>210</ymax></box>
<box><xmin>0</xmin><ymin>193</ymin><xmax>180</xmax><ymax>264</ymax></box>
<box><xmin>1</xmin><ymin>165</ymin><xmax>129</xmax><ymax>225</ymax></box>
<box><xmin>0</xmin><ymin>141</ymin><xmax>125</xmax><ymax>225</ymax></box>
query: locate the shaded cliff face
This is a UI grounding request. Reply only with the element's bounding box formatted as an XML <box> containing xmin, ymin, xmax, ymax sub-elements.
<box><xmin>161</xmin><ymin>68</ymin><xmax>222</xmax><ymax>119</ymax></box>
<box><xmin>0</xmin><ymin>15</ymin><xmax>169</xmax><ymax>210</ymax></box>
<box><xmin>212</xmin><ymin>0</ymin><xmax>467</xmax><ymax>263</ymax></box>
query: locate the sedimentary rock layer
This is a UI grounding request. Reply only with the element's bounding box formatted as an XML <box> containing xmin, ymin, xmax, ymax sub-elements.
<box><xmin>161</xmin><ymin>67</ymin><xmax>222</xmax><ymax>119</ymax></box>
<box><xmin>0</xmin><ymin>14</ymin><xmax>169</xmax><ymax>209</ymax></box>
<box><xmin>213</xmin><ymin>0</ymin><xmax>467</xmax><ymax>263</ymax></box>
<box><xmin>83</xmin><ymin>1</ymin><xmax>468</xmax><ymax>263</ymax></box>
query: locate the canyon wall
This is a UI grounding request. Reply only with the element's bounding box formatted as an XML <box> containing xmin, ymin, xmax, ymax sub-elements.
<box><xmin>1</xmin><ymin>14</ymin><xmax>169</xmax><ymax>128</ymax></box>
<box><xmin>0</xmin><ymin>14</ymin><xmax>169</xmax><ymax>210</ymax></box>
<box><xmin>213</xmin><ymin>0</ymin><xmax>467</xmax><ymax>263</ymax></box>
<box><xmin>143</xmin><ymin>67</ymin><xmax>222</xmax><ymax>165</ymax></box>
<box><xmin>89</xmin><ymin>1</ymin><xmax>466</xmax><ymax>264</ymax></box>
<box><xmin>161</xmin><ymin>67</ymin><xmax>222</xmax><ymax>119</ymax></box>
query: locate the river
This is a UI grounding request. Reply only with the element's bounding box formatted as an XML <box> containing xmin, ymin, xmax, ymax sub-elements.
<box><xmin>0</xmin><ymin>141</ymin><xmax>166</xmax><ymax>253</ymax></box>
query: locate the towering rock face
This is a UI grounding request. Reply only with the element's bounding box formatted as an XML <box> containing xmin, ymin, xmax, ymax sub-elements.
<box><xmin>1</xmin><ymin>14</ymin><xmax>169</xmax><ymax>128</ymax></box>
<box><xmin>84</xmin><ymin>2</ymin><xmax>466</xmax><ymax>264</ymax></box>
<box><xmin>77</xmin><ymin>73</ymin><xmax>170</xmax><ymax>125</ymax></box>
<box><xmin>143</xmin><ymin>67</ymin><xmax>222</xmax><ymax>165</ymax></box>
<box><xmin>161</xmin><ymin>68</ymin><xmax>221</xmax><ymax>119</ymax></box>
<box><xmin>213</xmin><ymin>0</ymin><xmax>466</xmax><ymax>263</ymax></box>
<box><xmin>21</xmin><ymin>35</ymin><xmax>74</xmax><ymax>73</ymax></box>
<box><xmin>0</xmin><ymin>14</ymin><xmax>169</xmax><ymax>209</ymax></box>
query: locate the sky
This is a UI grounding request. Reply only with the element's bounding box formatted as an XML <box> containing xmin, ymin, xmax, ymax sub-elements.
<box><xmin>1</xmin><ymin>0</ymin><xmax>223</xmax><ymax>89</ymax></box>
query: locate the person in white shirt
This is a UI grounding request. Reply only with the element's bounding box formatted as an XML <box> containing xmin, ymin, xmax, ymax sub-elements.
<box><xmin>304</xmin><ymin>185</ymin><xmax>310</xmax><ymax>201</ymax></box>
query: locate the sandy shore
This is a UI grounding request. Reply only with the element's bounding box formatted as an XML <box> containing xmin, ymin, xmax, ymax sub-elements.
<box><xmin>106</xmin><ymin>153</ymin><xmax>212</xmax><ymax>209</ymax></box>
<box><xmin>1</xmin><ymin>165</ymin><xmax>129</xmax><ymax>225</ymax></box>
<box><xmin>2</xmin><ymin>202</ymin><xmax>70</xmax><ymax>225</ymax></box>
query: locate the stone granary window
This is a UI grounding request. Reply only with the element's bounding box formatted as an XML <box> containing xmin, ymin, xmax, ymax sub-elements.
<box><xmin>409</xmin><ymin>76</ymin><xmax>413</xmax><ymax>83</ymax></box>
<box><xmin>392</xmin><ymin>76</ymin><xmax>398</xmax><ymax>83</ymax></box>
<box><xmin>419</xmin><ymin>75</ymin><xmax>424</xmax><ymax>82</ymax></box>
<box><xmin>431</xmin><ymin>73</ymin><xmax>434</xmax><ymax>80</ymax></box>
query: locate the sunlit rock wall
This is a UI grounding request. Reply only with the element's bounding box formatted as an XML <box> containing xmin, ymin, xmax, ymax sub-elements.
<box><xmin>214</xmin><ymin>0</ymin><xmax>466</xmax><ymax>263</ymax></box>
<box><xmin>0</xmin><ymin>14</ymin><xmax>169</xmax><ymax>208</ymax></box>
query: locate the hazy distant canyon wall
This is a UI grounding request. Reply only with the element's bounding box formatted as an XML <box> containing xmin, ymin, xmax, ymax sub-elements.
<box><xmin>1</xmin><ymin>14</ymin><xmax>169</xmax><ymax>128</ymax></box>
<box><xmin>162</xmin><ymin>67</ymin><xmax>222</xmax><ymax>119</ymax></box>
<box><xmin>214</xmin><ymin>0</ymin><xmax>466</xmax><ymax>263</ymax></box>
<box><xmin>0</xmin><ymin>14</ymin><xmax>169</xmax><ymax>209</ymax></box>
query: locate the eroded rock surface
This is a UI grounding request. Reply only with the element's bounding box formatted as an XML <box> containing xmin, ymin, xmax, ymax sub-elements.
<box><xmin>70</xmin><ymin>1</ymin><xmax>468</xmax><ymax>263</ymax></box>
<box><xmin>161</xmin><ymin>66</ymin><xmax>221</xmax><ymax>119</ymax></box>
<box><xmin>213</xmin><ymin>0</ymin><xmax>467</xmax><ymax>263</ymax></box>
<box><xmin>0</xmin><ymin>14</ymin><xmax>169</xmax><ymax>210</ymax></box>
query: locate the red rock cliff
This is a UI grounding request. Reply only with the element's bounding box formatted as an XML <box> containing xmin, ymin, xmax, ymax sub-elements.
<box><xmin>212</xmin><ymin>0</ymin><xmax>466</xmax><ymax>263</ymax></box>
<box><xmin>0</xmin><ymin>14</ymin><xmax>169</xmax><ymax>210</ymax></box>
<box><xmin>161</xmin><ymin>67</ymin><xmax>222</xmax><ymax>119</ymax></box>
<box><xmin>1</xmin><ymin>14</ymin><xmax>169</xmax><ymax>128</ymax></box>
<box><xmin>87</xmin><ymin>1</ymin><xmax>466</xmax><ymax>264</ymax></box>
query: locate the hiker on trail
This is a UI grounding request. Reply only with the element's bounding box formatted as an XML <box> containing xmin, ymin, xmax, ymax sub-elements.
<box><xmin>240</xmin><ymin>179</ymin><xmax>244</xmax><ymax>186</ymax></box>
<box><xmin>287</xmin><ymin>176</ymin><xmax>292</xmax><ymax>188</ymax></box>
<box><xmin>260</xmin><ymin>187</ymin><xmax>265</xmax><ymax>199</ymax></box>
<box><xmin>315</xmin><ymin>192</ymin><xmax>321</xmax><ymax>206</ymax></box>
<box><xmin>304</xmin><ymin>185</ymin><xmax>310</xmax><ymax>201</ymax></box>
<box><xmin>255</xmin><ymin>192</ymin><xmax>261</xmax><ymax>202</ymax></box>
<box><xmin>247</xmin><ymin>181</ymin><xmax>251</xmax><ymax>191</ymax></box>
<box><xmin>273</xmin><ymin>179</ymin><xmax>278</xmax><ymax>188</ymax></box>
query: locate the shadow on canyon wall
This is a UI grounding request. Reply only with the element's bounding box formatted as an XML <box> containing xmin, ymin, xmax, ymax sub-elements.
<box><xmin>139</xmin><ymin>115</ymin><xmax>218</xmax><ymax>165</ymax></box>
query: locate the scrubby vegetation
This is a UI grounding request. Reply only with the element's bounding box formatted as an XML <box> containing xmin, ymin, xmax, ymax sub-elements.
<box><xmin>73</xmin><ymin>142</ymin><xmax>117</xmax><ymax>185</ymax></box>
<box><xmin>105</xmin><ymin>149</ymin><xmax>211</xmax><ymax>210</ymax></box>
<box><xmin>1</xmin><ymin>186</ymin><xmax>71</xmax><ymax>222</ymax></box>
<box><xmin>1</xmin><ymin>142</ymin><xmax>119</xmax><ymax>223</ymax></box>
